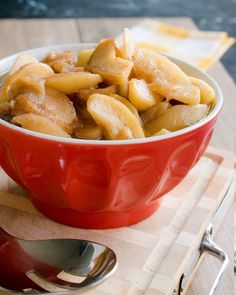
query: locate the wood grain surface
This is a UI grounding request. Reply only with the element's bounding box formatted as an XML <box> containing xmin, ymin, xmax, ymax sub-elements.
<box><xmin>0</xmin><ymin>17</ymin><xmax>234</xmax><ymax>295</ymax></box>
<box><xmin>0</xmin><ymin>147</ymin><xmax>234</xmax><ymax>295</ymax></box>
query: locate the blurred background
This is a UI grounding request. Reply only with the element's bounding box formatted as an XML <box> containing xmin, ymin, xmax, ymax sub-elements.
<box><xmin>0</xmin><ymin>0</ymin><xmax>235</xmax><ymax>81</ymax></box>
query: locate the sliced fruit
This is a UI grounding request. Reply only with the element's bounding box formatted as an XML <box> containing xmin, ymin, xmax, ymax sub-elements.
<box><xmin>115</xmin><ymin>127</ymin><xmax>133</xmax><ymax>140</ymax></box>
<box><xmin>12</xmin><ymin>113</ymin><xmax>71</xmax><ymax>138</ymax></box>
<box><xmin>11</xmin><ymin>77</ymin><xmax>45</xmax><ymax>99</ymax></box>
<box><xmin>89</xmin><ymin>57</ymin><xmax>133</xmax><ymax>85</ymax></box>
<box><xmin>45</xmin><ymin>72</ymin><xmax>102</xmax><ymax>94</ymax></box>
<box><xmin>12</xmin><ymin>92</ymin><xmax>43</xmax><ymax>116</ymax></box>
<box><xmin>111</xmin><ymin>94</ymin><xmax>140</xmax><ymax>121</ymax></box>
<box><xmin>87</xmin><ymin>39</ymin><xmax>133</xmax><ymax>85</ymax></box>
<box><xmin>87</xmin><ymin>94</ymin><xmax>144</xmax><ymax>140</ymax></box>
<box><xmin>43</xmin><ymin>87</ymin><xmax>77</xmax><ymax>131</ymax></box>
<box><xmin>140</xmin><ymin>101</ymin><xmax>170</xmax><ymax>123</ymax></box>
<box><xmin>145</xmin><ymin>104</ymin><xmax>209</xmax><ymax>135</ymax></box>
<box><xmin>133</xmin><ymin>49</ymin><xmax>157</xmax><ymax>82</ymax></box>
<box><xmin>73</xmin><ymin>67</ymin><xmax>85</xmax><ymax>72</ymax></box>
<box><xmin>12</xmin><ymin>87</ymin><xmax>77</xmax><ymax>133</ymax></box>
<box><xmin>120</xmin><ymin>28</ymin><xmax>135</xmax><ymax>60</ymax></box>
<box><xmin>133</xmin><ymin>49</ymin><xmax>200</xmax><ymax>105</ymax></box>
<box><xmin>0</xmin><ymin>62</ymin><xmax>53</xmax><ymax>101</ymax></box>
<box><xmin>9</xmin><ymin>54</ymin><xmax>38</xmax><ymax>76</ymax></box>
<box><xmin>115</xmin><ymin>43</ymin><xmax>122</xmax><ymax>57</ymax></box>
<box><xmin>150</xmin><ymin>82</ymin><xmax>200</xmax><ymax>105</ymax></box>
<box><xmin>50</xmin><ymin>61</ymin><xmax>74</xmax><ymax>73</ymax></box>
<box><xmin>77</xmin><ymin>49</ymin><xmax>94</xmax><ymax>68</ymax></box>
<box><xmin>190</xmin><ymin>77</ymin><xmax>216</xmax><ymax>105</ymax></box>
<box><xmin>78</xmin><ymin>86</ymin><xmax>117</xmax><ymax>100</ymax></box>
<box><xmin>118</xmin><ymin>81</ymin><xmax>129</xmax><ymax>98</ymax></box>
<box><xmin>43</xmin><ymin>50</ymin><xmax>78</xmax><ymax>73</ymax></box>
<box><xmin>153</xmin><ymin>129</ymin><xmax>171</xmax><ymax>136</ymax></box>
<box><xmin>74</xmin><ymin>125</ymin><xmax>103</xmax><ymax>140</ymax></box>
<box><xmin>141</xmin><ymin>49</ymin><xmax>190</xmax><ymax>84</ymax></box>
<box><xmin>128</xmin><ymin>78</ymin><xmax>160</xmax><ymax>111</ymax></box>
<box><xmin>134</xmin><ymin>48</ymin><xmax>190</xmax><ymax>85</ymax></box>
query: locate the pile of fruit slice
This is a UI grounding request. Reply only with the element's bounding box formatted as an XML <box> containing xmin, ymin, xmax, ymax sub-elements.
<box><xmin>0</xmin><ymin>29</ymin><xmax>216</xmax><ymax>140</ymax></box>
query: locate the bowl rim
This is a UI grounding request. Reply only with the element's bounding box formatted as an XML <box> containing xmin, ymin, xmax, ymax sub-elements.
<box><xmin>0</xmin><ymin>43</ymin><xmax>223</xmax><ymax>146</ymax></box>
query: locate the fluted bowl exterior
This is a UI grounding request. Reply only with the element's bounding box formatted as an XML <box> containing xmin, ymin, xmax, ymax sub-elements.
<box><xmin>0</xmin><ymin>44</ymin><xmax>223</xmax><ymax>228</ymax></box>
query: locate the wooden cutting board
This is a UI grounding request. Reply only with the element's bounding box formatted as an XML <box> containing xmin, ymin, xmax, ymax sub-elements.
<box><xmin>0</xmin><ymin>146</ymin><xmax>234</xmax><ymax>295</ymax></box>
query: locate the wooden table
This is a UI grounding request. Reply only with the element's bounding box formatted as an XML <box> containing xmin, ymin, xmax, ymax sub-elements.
<box><xmin>0</xmin><ymin>17</ymin><xmax>234</xmax><ymax>295</ymax></box>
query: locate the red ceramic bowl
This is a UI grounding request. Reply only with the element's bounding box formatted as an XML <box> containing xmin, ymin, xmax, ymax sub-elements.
<box><xmin>0</xmin><ymin>44</ymin><xmax>223</xmax><ymax>229</ymax></box>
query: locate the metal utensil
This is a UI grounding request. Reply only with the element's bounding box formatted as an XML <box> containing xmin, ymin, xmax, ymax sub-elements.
<box><xmin>0</xmin><ymin>227</ymin><xmax>117</xmax><ymax>294</ymax></box>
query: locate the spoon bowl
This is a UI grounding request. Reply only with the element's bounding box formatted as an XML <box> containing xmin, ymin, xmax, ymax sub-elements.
<box><xmin>0</xmin><ymin>227</ymin><xmax>117</xmax><ymax>294</ymax></box>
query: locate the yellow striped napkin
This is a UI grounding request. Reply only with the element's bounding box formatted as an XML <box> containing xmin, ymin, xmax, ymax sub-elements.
<box><xmin>127</xmin><ymin>19</ymin><xmax>235</xmax><ymax>70</ymax></box>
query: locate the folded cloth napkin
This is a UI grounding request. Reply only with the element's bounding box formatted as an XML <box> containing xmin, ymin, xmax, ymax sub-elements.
<box><xmin>126</xmin><ymin>19</ymin><xmax>235</xmax><ymax>70</ymax></box>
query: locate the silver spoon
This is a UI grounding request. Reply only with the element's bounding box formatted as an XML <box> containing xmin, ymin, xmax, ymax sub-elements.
<box><xmin>0</xmin><ymin>227</ymin><xmax>117</xmax><ymax>294</ymax></box>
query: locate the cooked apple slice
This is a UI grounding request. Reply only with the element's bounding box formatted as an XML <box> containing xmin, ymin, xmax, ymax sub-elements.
<box><xmin>78</xmin><ymin>86</ymin><xmax>117</xmax><ymax>100</ymax></box>
<box><xmin>87</xmin><ymin>39</ymin><xmax>133</xmax><ymax>85</ymax></box>
<box><xmin>12</xmin><ymin>113</ymin><xmax>71</xmax><ymax>138</ymax></box>
<box><xmin>140</xmin><ymin>101</ymin><xmax>170</xmax><ymax>123</ymax></box>
<box><xmin>43</xmin><ymin>87</ymin><xmax>77</xmax><ymax>132</ymax></box>
<box><xmin>0</xmin><ymin>62</ymin><xmax>53</xmax><ymax>101</ymax></box>
<box><xmin>118</xmin><ymin>81</ymin><xmax>129</xmax><ymax>98</ymax></box>
<box><xmin>133</xmin><ymin>49</ymin><xmax>200</xmax><ymax>105</ymax></box>
<box><xmin>150</xmin><ymin>82</ymin><xmax>200</xmax><ymax>106</ymax></box>
<box><xmin>11</xmin><ymin>77</ymin><xmax>45</xmax><ymax>100</ymax></box>
<box><xmin>77</xmin><ymin>49</ymin><xmax>94</xmax><ymax>68</ymax></box>
<box><xmin>9</xmin><ymin>54</ymin><xmax>38</xmax><ymax>76</ymax></box>
<box><xmin>190</xmin><ymin>77</ymin><xmax>216</xmax><ymax>105</ymax></box>
<box><xmin>153</xmin><ymin>129</ymin><xmax>171</xmax><ymax>136</ymax></box>
<box><xmin>128</xmin><ymin>79</ymin><xmax>161</xmax><ymax>111</ymax></box>
<box><xmin>43</xmin><ymin>50</ymin><xmax>78</xmax><ymax>73</ymax></box>
<box><xmin>12</xmin><ymin>92</ymin><xmax>43</xmax><ymax>116</ymax></box>
<box><xmin>115</xmin><ymin>127</ymin><xmax>134</xmax><ymax>140</ymax></box>
<box><xmin>133</xmin><ymin>49</ymin><xmax>157</xmax><ymax>82</ymax></box>
<box><xmin>13</xmin><ymin>87</ymin><xmax>77</xmax><ymax>133</ymax></box>
<box><xmin>145</xmin><ymin>104</ymin><xmax>209</xmax><ymax>135</ymax></box>
<box><xmin>45</xmin><ymin>72</ymin><xmax>102</xmax><ymax>94</ymax></box>
<box><xmin>87</xmin><ymin>94</ymin><xmax>144</xmax><ymax>140</ymax></box>
<box><xmin>133</xmin><ymin>49</ymin><xmax>190</xmax><ymax>83</ymax></box>
<box><xmin>120</xmin><ymin>28</ymin><xmax>135</xmax><ymax>60</ymax></box>
<box><xmin>75</xmin><ymin>124</ymin><xmax>103</xmax><ymax>140</ymax></box>
<box><xmin>44</xmin><ymin>50</ymin><xmax>76</xmax><ymax>64</ymax></box>
<box><xmin>111</xmin><ymin>94</ymin><xmax>140</xmax><ymax>121</ymax></box>
<box><xmin>73</xmin><ymin>67</ymin><xmax>85</xmax><ymax>72</ymax></box>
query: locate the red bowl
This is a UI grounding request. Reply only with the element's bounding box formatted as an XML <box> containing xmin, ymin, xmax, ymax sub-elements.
<box><xmin>0</xmin><ymin>44</ymin><xmax>223</xmax><ymax>229</ymax></box>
